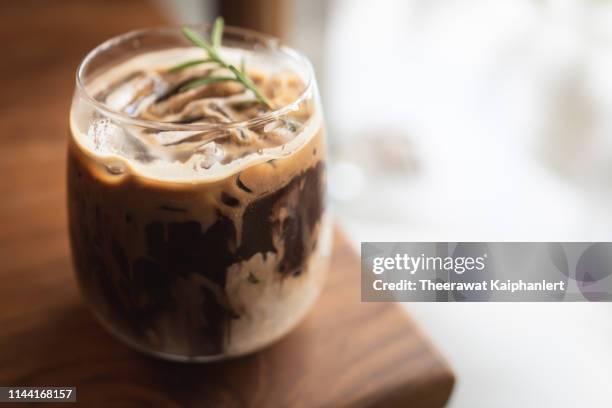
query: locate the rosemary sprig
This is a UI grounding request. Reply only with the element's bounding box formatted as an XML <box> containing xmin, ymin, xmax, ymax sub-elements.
<box><xmin>181</xmin><ymin>27</ymin><xmax>221</xmax><ymax>61</ymax></box>
<box><xmin>211</xmin><ymin>17</ymin><xmax>224</xmax><ymax>49</ymax></box>
<box><xmin>170</xmin><ymin>17</ymin><xmax>272</xmax><ymax>109</ymax></box>
<box><xmin>169</xmin><ymin>58</ymin><xmax>215</xmax><ymax>73</ymax></box>
<box><xmin>228</xmin><ymin>65</ymin><xmax>270</xmax><ymax>108</ymax></box>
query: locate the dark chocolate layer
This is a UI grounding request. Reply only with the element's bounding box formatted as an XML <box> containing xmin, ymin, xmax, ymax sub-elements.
<box><xmin>68</xmin><ymin>154</ymin><xmax>325</xmax><ymax>356</ymax></box>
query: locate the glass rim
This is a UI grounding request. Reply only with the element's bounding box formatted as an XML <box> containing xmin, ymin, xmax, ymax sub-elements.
<box><xmin>75</xmin><ymin>23</ymin><xmax>315</xmax><ymax>131</ymax></box>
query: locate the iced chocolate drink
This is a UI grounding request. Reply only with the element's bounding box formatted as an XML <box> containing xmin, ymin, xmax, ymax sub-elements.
<box><xmin>68</xmin><ymin>24</ymin><xmax>330</xmax><ymax>361</ymax></box>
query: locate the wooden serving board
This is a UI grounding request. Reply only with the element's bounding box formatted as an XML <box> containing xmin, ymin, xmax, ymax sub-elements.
<box><xmin>0</xmin><ymin>1</ymin><xmax>454</xmax><ymax>406</ymax></box>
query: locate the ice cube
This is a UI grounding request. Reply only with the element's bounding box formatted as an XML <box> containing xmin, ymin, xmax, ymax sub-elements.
<box><xmin>262</xmin><ymin>119</ymin><xmax>300</xmax><ymax>143</ymax></box>
<box><xmin>187</xmin><ymin>141</ymin><xmax>224</xmax><ymax>170</ymax></box>
<box><xmin>228</xmin><ymin>127</ymin><xmax>258</xmax><ymax>145</ymax></box>
<box><xmin>87</xmin><ymin>119</ymin><xmax>152</xmax><ymax>161</ymax></box>
<box><xmin>88</xmin><ymin>118</ymin><xmax>118</xmax><ymax>153</ymax></box>
<box><xmin>105</xmin><ymin>73</ymin><xmax>152</xmax><ymax>112</ymax></box>
<box><xmin>153</xmin><ymin>130</ymin><xmax>204</xmax><ymax>146</ymax></box>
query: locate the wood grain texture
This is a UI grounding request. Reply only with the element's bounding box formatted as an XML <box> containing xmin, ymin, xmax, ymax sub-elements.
<box><xmin>0</xmin><ymin>1</ymin><xmax>454</xmax><ymax>407</ymax></box>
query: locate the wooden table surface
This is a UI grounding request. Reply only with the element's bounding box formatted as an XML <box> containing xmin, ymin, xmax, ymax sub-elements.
<box><xmin>0</xmin><ymin>1</ymin><xmax>454</xmax><ymax>406</ymax></box>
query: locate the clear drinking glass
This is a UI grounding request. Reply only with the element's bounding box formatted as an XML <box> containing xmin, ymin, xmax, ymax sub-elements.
<box><xmin>67</xmin><ymin>25</ymin><xmax>331</xmax><ymax>361</ymax></box>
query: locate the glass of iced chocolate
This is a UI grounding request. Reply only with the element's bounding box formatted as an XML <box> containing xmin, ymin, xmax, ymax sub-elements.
<box><xmin>67</xmin><ymin>21</ymin><xmax>330</xmax><ymax>361</ymax></box>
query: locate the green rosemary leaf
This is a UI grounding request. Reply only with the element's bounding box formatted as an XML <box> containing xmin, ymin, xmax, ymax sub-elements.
<box><xmin>212</xmin><ymin>17</ymin><xmax>224</xmax><ymax>50</ymax></box>
<box><xmin>180</xmin><ymin>76</ymin><xmax>238</xmax><ymax>91</ymax></box>
<box><xmin>181</xmin><ymin>27</ymin><xmax>219</xmax><ymax>60</ymax></box>
<box><xmin>168</xmin><ymin>58</ymin><xmax>215</xmax><ymax>73</ymax></box>
<box><xmin>228</xmin><ymin>65</ymin><xmax>271</xmax><ymax>109</ymax></box>
<box><xmin>177</xmin><ymin>20</ymin><xmax>272</xmax><ymax>109</ymax></box>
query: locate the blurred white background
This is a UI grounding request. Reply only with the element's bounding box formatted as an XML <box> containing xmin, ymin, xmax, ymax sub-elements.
<box><xmin>321</xmin><ymin>0</ymin><xmax>612</xmax><ymax>407</ymax></box>
<box><xmin>324</xmin><ymin>0</ymin><xmax>612</xmax><ymax>241</ymax></box>
<box><xmin>165</xmin><ymin>0</ymin><xmax>612</xmax><ymax>406</ymax></box>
